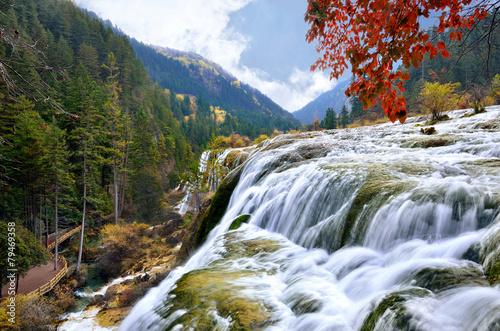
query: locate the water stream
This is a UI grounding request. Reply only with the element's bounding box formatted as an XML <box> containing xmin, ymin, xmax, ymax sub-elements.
<box><xmin>121</xmin><ymin>107</ymin><xmax>500</xmax><ymax>330</ymax></box>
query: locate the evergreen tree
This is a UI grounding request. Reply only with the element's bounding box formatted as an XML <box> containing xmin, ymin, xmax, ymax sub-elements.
<box><xmin>339</xmin><ymin>105</ymin><xmax>350</xmax><ymax>128</ymax></box>
<box><xmin>130</xmin><ymin>107</ymin><xmax>163</xmax><ymax>221</ymax></box>
<box><xmin>41</xmin><ymin>117</ymin><xmax>73</xmax><ymax>270</ymax></box>
<box><xmin>320</xmin><ymin>108</ymin><xmax>337</xmax><ymax>129</ymax></box>
<box><xmin>68</xmin><ymin>63</ymin><xmax>103</xmax><ymax>272</ymax></box>
<box><xmin>102</xmin><ymin>52</ymin><xmax>126</xmax><ymax>224</ymax></box>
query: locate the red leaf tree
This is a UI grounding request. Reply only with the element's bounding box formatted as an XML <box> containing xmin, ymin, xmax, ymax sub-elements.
<box><xmin>305</xmin><ymin>0</ymin><xmax>492</xmax><ymax>123</ymax></box>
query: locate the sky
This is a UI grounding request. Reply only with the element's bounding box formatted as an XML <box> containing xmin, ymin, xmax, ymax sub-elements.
<box><xmin>75</xmin><ymin>0</ymin><xmax>339</xmax><ymax>112</ymax></box>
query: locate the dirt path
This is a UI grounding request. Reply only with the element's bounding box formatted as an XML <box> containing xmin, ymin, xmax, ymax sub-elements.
<box><xmin>1</xmin><ymin>259</ymin><xmax>65</xmax><ymax>296</ymax></box>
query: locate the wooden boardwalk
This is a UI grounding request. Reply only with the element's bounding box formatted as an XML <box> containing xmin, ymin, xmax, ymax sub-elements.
<box><xmin>1</xmin><ymin>227</ymin><xmax>78</xmax><ymax>298</ymax></box>
<box><xmin>1</xmin><ymin>257</ymin><xmax>66</xmax><ymax>297</ymax></box>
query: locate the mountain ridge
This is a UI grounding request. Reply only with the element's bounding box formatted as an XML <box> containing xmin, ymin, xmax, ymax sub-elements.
<box><xmin>293</xmin><ymin>80</ymin><xmax>350</xmax><ymax>124</ymax></box>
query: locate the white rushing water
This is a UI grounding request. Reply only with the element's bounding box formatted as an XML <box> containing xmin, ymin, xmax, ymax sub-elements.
<box><xmin>59</xmin><ymin>267</ymin><xmax>163</xmax><ymax>331</ymax></box>
<box><xmin>121</xmin><ymin>107</ymin><xmax>500</xmax><ymax>330</ymax></box>
<box><xmin>175</xmin><ymin>149</ymin><xmax>232</xmax><ymax>215</ymax></box>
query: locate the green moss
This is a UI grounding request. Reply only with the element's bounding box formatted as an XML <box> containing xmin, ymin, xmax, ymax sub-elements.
<box><xmin>158</xmin><ymin>233</ymin><xmax>284</xmax><ymax>330</ymax></box>
<box><xmin>225</xmin><ymin>150</ymin><xmax>249</xmax><ymax>170</ymax></box>
<box><xmin>228</xmin><ymin>215</ymin><xmax>251</xmax><ymax>231</ymax></box>
<box><xmin>161</xmin><ymin>268</ymin><xmax>271</xmax><ymax>330</ymax></box>
<box><xmin>361</xmin><ymin>288</ymin><xmax>431</xmax><ymax>331</ymax></box>
<box><xmin>221</xmin><ymin>232</ymin><xmax>283</xmax><ymax>261</ymax></box>
<box><xmin>340</xmin><ymin>173</ymin><xmax>417</xmax><ymax>248</ymax></box>
<box><xmin>488</xmin><ymin>260</ymin><xmax>500</xmax><ymax>285</ymax></box>
<box><xmin>194</xmin><ymin>166</ymin><xmax>243</xmax><ymax>248</ymax></box>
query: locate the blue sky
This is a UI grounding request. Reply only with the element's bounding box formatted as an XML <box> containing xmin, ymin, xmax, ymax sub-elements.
<box><xmin>75</xmin><ymin>0</ymin><xmax>339</xmax><ymax>111</ymax></box>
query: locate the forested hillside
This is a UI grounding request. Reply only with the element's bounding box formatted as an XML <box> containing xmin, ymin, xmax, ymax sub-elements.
<box><xmin>130</xmin><ymin>39</ymin><xmax>301</xmax><ymax>137</ymax></box>
<box><xmin>0</xmin><ymin>0</ymin><xmax>193</xmax><ymax>235</ymax></box>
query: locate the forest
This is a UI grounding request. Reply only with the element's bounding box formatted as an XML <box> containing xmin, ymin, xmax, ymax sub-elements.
<box><xmin>0</xmin><ymin>0</ymin><xmax>302</xmax><ymax>307</ymax></box>
<box><xmin>1</xmin><ymin>0</ymin><xmax>500</xmax><ymax>329</ymax></box>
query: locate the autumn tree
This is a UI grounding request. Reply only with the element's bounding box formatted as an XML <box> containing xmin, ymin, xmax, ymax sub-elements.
<box><xmin>305</xmin><ymin>0</ymin><xmax>494</xmax><ymax>123</ymax></box>
<box><xmin>420</xmin><ymin>82</ymin><xmax>461</xmax><ymax>120</ymax></box>
<box><xmin>491</xmin><ymin>74</ymin><xmax>500</xmax><ymax>104</ymax></box>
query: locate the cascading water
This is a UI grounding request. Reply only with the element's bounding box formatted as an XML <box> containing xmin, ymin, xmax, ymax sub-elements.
<box><xmin>176</xmin><ymin>150</ymin><xmax>232</xmax><ymax>215</ymax></box>
<box><xmin>121</xmin><ymin>107</ymin><xmax>500</xmax><ymax>330</ymax></box>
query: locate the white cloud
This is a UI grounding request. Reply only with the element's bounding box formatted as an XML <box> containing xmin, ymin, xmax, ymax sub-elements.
<box><xmin>76</xmin><ymin>0</ymin><xmax>336</xmax><ymax>112</ymax></box>
<box><xmin>234</xmin><ymin>66</ymin><xmax>337</xmax><ymax>111</ymax></box>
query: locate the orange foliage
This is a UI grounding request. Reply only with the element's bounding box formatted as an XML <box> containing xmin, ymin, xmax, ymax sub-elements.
<box><xmin>305</xmin><ymin>0</ymin><xmax>489</xmax><ymax>123</ymax></box>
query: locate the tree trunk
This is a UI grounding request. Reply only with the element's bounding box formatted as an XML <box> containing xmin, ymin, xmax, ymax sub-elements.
<box><xmin>45</xmin><ymin>192</ymin><xmax>49</xmax><ymax>250</ymax></box>
<box><xmin>118</xmin><ymin>148</ymin><xmax>129</xmax><ymax>217</ymax></box>
<box><xmin>76</xmin><ymin>147</ymin><xmax>88</xmax><ymax>273</ymax></box>
<box><xmin>32</xmin><ymin>192</ymin><xmax>37</xmax><ymax>242</ymax></box>
<box><xmin>114</xmin><ymin>159</ymin><xmax>118</xmax><ymax>224</ymax></box>
<box><xmin>76</xmin><ymin>182</ymin><xmax>86</xmax><ymax>273</ymax></box>
<box><xmin>54</xmin><ymin>174</ymin><xmax>58</xmax><ymax>271</ymax></box>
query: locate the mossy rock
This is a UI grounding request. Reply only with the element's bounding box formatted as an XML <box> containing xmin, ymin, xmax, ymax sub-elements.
<box><xmin>286</xmin><ymin>293</ymin><xmax>323</xmax><ymax>316</ymax></box>
<box><xmin>361</xmin><ymin>288</ymin><xmax>431</xmax><ymax>331</ymax></box>
<box><xmin>229</xmin><ymin>214</ymin><xmax>251</xmax><ymax>231</ymax></box>
<box><xmin>405</xmin><ymin>266</ymin><xmax>489</xmax><ymax>293</ymax></box>
<box><xmin>424</xmin><ymin>114</ymin><xmax>450</xmax><ymax>126</ymax></box>
<box><xmin>96</xmin><ymin>307</ymin><xmax>131</xmax><ymax>328</ymax></box>
<box><xmin>420</xmin><ymin>126</ymin><xmax>436</xmax><ymax>135</ymax></box>
<box><xmin>488</xmin><ymin>260</ymin><xmax>500</xmax><ymax>285</ymax></box>
<box><xmin>225</xmin><ymin>150</ymin><xmax>250</xmax><ymax>170</ymax></box>
<box><xmin>339</xmin><ymin>172</ymin><xmax>417</xmax><ymax>249</ymax></box>
<box><xmin>158</xmin><ymin>233</ymin><xmax>283</xmax><ymax>330</ymax></box>
<box><xmin>221</xmin><ymin>231</ymin><xmax>284</xmax><ymax>262</ymax></box>
<box><xmin>178</xmin><ymin>197</ymin><xmax>213</xmax><ymax>263</ymax></box>
<box><xmin>194</xmin><ymin>165</ymin><xmax>244</xmax><ymax>248</ymax></box>
<box><xmin>159</xmin><ymin>268</ymin><xmax>271</xmax><ymax>330</ymax></box>
<box><xmin>472</xmin><ymin>118</ymin><xmax>500</xmax><ymax>130</ymax></box>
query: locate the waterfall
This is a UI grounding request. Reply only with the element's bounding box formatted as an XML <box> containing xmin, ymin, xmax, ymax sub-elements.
<box><xmin>121</xmin><ymin>107</ymin><xmax>500</xmax><ymax>330</ymax></box>
<box><xmin>175</xmin><ymin>149</ymin><xmax>231</xmax><ymax>215</ymax></box>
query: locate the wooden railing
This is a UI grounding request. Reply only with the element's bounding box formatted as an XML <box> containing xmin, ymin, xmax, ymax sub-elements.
<box><xmin>24</xmin><ymin>254</ymin><xmax>68</xmax><ymax>300</ymax></box>
<box><xmin>47</xmin><ymin>227</ymin><xmax>80</xmax><ymax>251</ymax></box>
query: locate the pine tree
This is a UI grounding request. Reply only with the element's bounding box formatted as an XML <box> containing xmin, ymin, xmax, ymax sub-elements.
<box><xmin>130</xmin><ymin>107</ymin><xmax>163</xmax><ymax>221</ymax></box>
<box><xmin>102</xmin><ymin>52</ymin><xmax>125</xmax><ymax>224</ymax></box>
<box><xmin>339</xmin><ymin>105</ymin><xmax>350</xmax><ymax>128</ymax></box>
<box><xmin>69</xmin><ymin>63</ymin><xmax>103</xmax><ymax>272</ymax></box>
<box><xmin>41</xmin><ymin>117</ymin><xmax>73</xmax><ymax>270</ymax></box>
<box><xmin>320</xmin><ymin>108</ymin><xmax>337</xmax><ymax>129</ymax></box>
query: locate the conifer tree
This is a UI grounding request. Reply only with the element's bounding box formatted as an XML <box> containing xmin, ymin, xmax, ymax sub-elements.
<box><xmin>42</xmin><ymin>117</ymin><xmax>73</xmax><ymax>270</ymax></box>
<box><xmin>102</xmin><ymin>52</ymin><xmax>124</xmax><ymax>224</ymax></box>
<box><xmin>320</xmin><ymin>108</ymin><xmax>337</xmax><ymax>129</ymax></box>
<box><xmin>69</xmin><ymin>63</ymin><xmax>103</xmax><ymax>272</ymax></box>
<box><xmin>339</xmin><ymin>105</ymin><xmax>350</xmax><ymax>128</ymax></box>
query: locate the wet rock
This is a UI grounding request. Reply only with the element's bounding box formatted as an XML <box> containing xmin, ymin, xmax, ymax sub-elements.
<box><xmin>420</xmin><ymin>126</ymin><xmax>436</xmax><ymax>135</ymax></box>
<box><xmin>228</xmin><ymin>214</ymin><xmax>251</xmax><ymax>231</ymax></box>
<box><xmin>361</xmin><ymin>288</ymin><xmax>432</xmax><ymax>331</ymax></box>
<box><xmin>404</xmin><ymin>266</ymin><xmax>489</xmax><ymax>293</ymax></box>
<box><xmin>225</xmin><ymin>149</ymin><xmax>250</xmax><ymax>170</ymax></box>
<box><xmin>193</xmin><ymin>165</ymin><xmax>244</xmax><ymax>249</ymax></box>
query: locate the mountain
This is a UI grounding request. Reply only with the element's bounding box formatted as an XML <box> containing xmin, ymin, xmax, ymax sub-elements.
<box><xmin>293</xmin><ymin>80</ymin><xmax>350</xmax><ymax>124</ymax></box>
<box><xmin>130</xmin><ymin>39</ymin><xmax>300</xmax><ymax>133</ymax></box>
